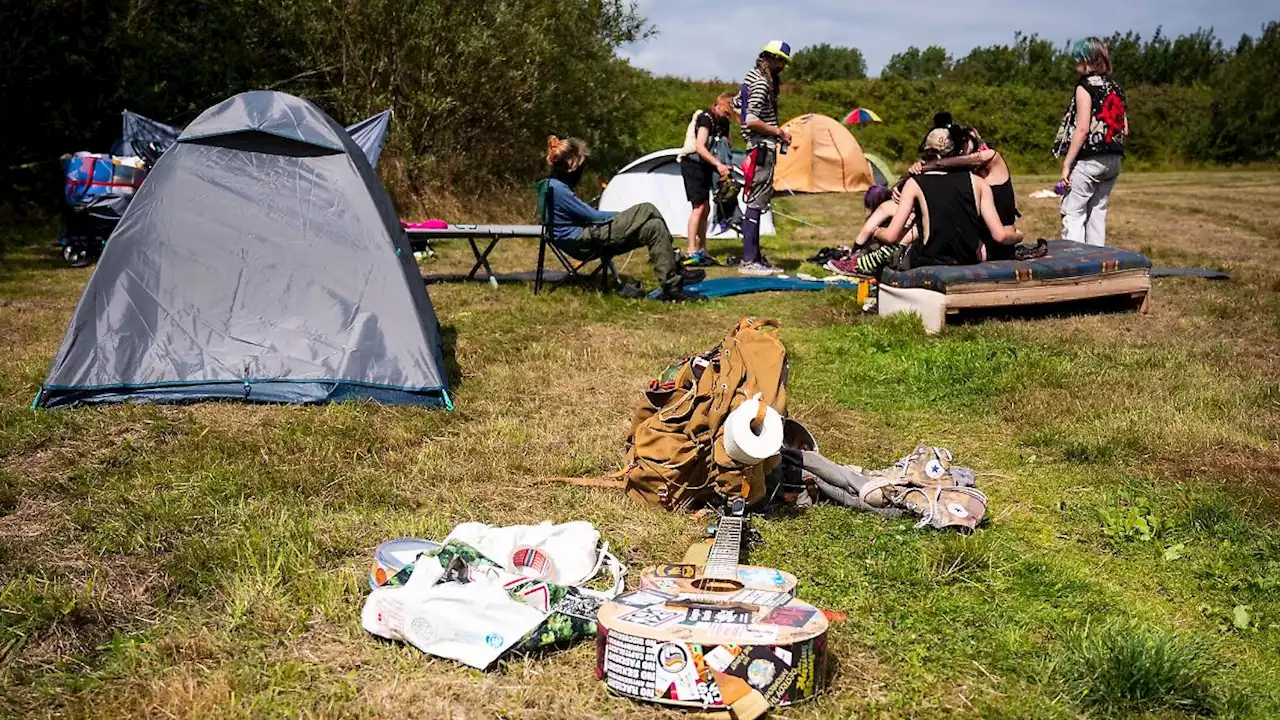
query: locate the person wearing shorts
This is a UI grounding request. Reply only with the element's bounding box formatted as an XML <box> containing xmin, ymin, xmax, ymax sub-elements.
<box><xmin>677</xmin><ymin>92</ymin><xmax>734</xmax><ymax>267</ymax></box>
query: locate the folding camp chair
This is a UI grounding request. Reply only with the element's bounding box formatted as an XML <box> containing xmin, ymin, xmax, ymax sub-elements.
<box><xmin>534</xmin><ymin>179</ymin><xmax>621</xmax><ymax>295</ymax></box>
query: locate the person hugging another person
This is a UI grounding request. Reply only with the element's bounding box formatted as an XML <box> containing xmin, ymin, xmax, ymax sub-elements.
<box><xmin>1054</xmin><ymin>37</ymin><xmax>1128</xmax><ymax>247</ymax></box>
<box><xmin>910</xmin><ymin>113</ymin><xmax>1021</xmax><ymax>260</ymax></box>
<box><xmin>734</xmin><ymin>41</ymin><xmax>792</xmax><ymax>276</ymax></box>
<box><xmin>856</xmin><ymin>128</ymin><xmax>1022</xmax><ymax>276</ymax></box>
<box><xmin>545</xmin><ymin>136</ymin><xmax>705</xmax><ymax>301</ymax></box>
<box><xmin>825</xmin><ymin>183</ymin><xmax>919</xmax><ymax>276</ymax></box>
<box><xmin>677</xmin><ymin>92</ymin><xmax>736</xmax><ymax>267</ymax></box>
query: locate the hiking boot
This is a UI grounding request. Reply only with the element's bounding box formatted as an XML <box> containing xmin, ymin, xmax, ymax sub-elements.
<box><xmin>681</xmin><ymin>268</ymin><xmax>707</xmax><ymax>285</ymax></box>
<box><xmin>657</xmin><ymin>287</ymin><xmax>708</xmax><ymax>302</ymax></box>
<box><xmin>738</xmin><ymin>261</ymin><xmax>781</xmax><ymax>277</ymax></box>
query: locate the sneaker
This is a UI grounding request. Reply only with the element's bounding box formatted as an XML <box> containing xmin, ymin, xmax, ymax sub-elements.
<box><xmin>657</xmin><ymin>287</ymin><xmax>708</xmax><ymax>302</ymax></box>
<box><xmin>682</xmin><ymin>250</ymin><xmax>715</xmax><ymax>267</ymax></box>
<box><xmin>681</xmin><ymin>268</ymin><xmax>707</xmax><ymax>285</ymax></box>
<box><xmin>738</xmin><ymin>261</ymin><xmax>782</xmax><ymax>276</ymax></box>
<box><xmin>826</xmin><ymin>257</ymin><xmax>862</xmax><ymax>277</ymax></box>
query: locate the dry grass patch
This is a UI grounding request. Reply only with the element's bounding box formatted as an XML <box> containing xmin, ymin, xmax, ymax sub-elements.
<box><xmin>4</xmin><ymin>172</ymin><xmax>1280</xmax><ymax>718</ymax></box>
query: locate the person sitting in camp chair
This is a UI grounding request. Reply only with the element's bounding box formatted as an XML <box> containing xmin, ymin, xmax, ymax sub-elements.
<box><xmin>544</xmin><ymin>136</ymin><xmax>705</xmax><ymax>301</ymax></box>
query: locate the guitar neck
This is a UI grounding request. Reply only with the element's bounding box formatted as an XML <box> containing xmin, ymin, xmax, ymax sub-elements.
<box><xmin>704</xmin><ymin>516</ymin><xmax>746</xmax><ymax>580</ymax></box>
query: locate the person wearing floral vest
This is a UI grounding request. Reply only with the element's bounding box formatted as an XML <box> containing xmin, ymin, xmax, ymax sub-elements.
<box><xmin>1054</xmin><ymin>37</ymin><xmax>1129</xmax><ymax>247</ymax></box>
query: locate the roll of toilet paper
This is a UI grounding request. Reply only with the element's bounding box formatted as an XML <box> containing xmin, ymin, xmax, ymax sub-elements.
<box><xmin>722</xmin><ymin>393</ymin><xmax>784</xmax><ymax>465</ymax></box>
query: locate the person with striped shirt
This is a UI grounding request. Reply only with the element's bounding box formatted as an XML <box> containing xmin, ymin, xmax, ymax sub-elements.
<box><xmin>734</xmin><ymin>40</ymin><xmax>792</xmax><ymax>276</ymax></box>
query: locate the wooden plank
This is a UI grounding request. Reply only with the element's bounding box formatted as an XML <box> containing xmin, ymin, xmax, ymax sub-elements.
<box><xmin>944</xmin><ymin>275</ymin><xmax>1151</xmax><ymax>310</ymax></box>
<box><xmin>942</xmin><ymin>268</ymin><xmax>1150</xmax><ymax>295</ymax></box>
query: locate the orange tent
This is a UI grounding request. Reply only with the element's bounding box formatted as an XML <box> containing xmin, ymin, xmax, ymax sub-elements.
<box><xmin>774</xmin><ymin>114</ymin><xmax>874</xmax><ymax>193</ymax></box>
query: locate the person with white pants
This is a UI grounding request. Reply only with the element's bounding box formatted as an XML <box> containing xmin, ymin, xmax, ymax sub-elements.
<box><xmin>1053</xmin><ymin>37</ymin><xmax>1128</xmax><ymax>247</ymax></box>
<box><xmin>1061</xmin><ymin>155</ymin><xmax>1122</xmax><ymax>246</ymax></box>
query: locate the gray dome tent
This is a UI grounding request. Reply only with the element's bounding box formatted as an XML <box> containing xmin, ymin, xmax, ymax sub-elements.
<box><xmin>37</xmin><ymin>91</ymin><xmax>451</xmax><ymax>409</ymax></box>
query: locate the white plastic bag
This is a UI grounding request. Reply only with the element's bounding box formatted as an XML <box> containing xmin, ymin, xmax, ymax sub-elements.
<box><xmin>362</xmin><ymin>568</ymin><xmax>544</xmax><ymax>669</ymax></box>
<box><xmin>445</xmin><ymin>521</ymin><xmax>625</xmax><ymax>598</ymax></box>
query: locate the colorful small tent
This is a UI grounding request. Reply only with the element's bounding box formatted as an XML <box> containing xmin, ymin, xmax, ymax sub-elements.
<box><xmin>774</xmin><ymin>114</ymin><xmax>874</xmax><ymax>194</ymax></box>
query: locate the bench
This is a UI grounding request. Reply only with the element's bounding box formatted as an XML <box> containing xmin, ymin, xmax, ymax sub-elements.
<box><xmin>405</xmin><ymin>224</ymin><xmax>543</xmax><ymax>281</ymax></box>
<box><xmin>404</xmin><ymin>180</ymin><xmax>620</xmax><ymax>295</ymax></box>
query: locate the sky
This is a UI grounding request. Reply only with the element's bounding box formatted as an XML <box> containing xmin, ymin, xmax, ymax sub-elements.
<box><xmin>619</xmin><ymin>0</ymin><xmax>1277</xmax><ymax>81</ymax></box>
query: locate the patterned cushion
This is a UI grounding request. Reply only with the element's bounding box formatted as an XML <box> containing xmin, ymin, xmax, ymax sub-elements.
<box><xmin>881</xmin><ymin>240</ymin><xmax>1151</xmax><ymax>293</ymax></box>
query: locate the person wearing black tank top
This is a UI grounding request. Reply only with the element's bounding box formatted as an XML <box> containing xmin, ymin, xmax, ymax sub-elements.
<box><xmin>910</xmin><ymin>124</ymin><xmax>1020</xmax><ymax>261</ymax></box>
<box><xmin>875</xmin><ymin>129</ymin><xmax>1022</xmax><ymax>272</ymax></box>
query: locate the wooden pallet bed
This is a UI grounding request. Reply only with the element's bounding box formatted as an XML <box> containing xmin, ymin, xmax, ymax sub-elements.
<box><xmin>877</xmin><ymin>241</ymin><xmax>1152</xmax><ymax>334</ymax></box>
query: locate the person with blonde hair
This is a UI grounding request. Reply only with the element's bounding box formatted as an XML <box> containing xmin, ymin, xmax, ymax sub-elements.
<box><xmin>544</xmin><ymin>136</ymin><xmax>705</xmax><ymax>301</ymax></box>
<box><xmin>678</xmin><ymin>91</ymin><xmax>735</xmax><ymax>267</ymax></box>
<box><xmin>1054</xmin><ymin>37</ymin><xmax>1129</xmax><ymax>247</ymax></box>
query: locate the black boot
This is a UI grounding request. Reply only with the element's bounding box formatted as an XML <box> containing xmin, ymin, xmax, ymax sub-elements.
<box><xmin>657</xmin><ymin>286</ymin><xmax>708</xmax><ymax>302</ymax></box>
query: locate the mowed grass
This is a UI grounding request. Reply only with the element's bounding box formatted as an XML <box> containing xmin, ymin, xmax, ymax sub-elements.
<box><xmin>3</xmin><ymin>171</ymin><xmax>1280</xmax><ymax>718</ymax></box>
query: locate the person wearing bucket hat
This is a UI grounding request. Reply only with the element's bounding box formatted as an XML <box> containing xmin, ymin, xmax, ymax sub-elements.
<box><xmin>1054</xmin><ymin>37</ymin><xmax>1128</xmax><ymax>247</ymax></box>
<box><xmin>733</xmin><ymin>41</ymin><xmax>792</xmax><ymax>276</ymax></box>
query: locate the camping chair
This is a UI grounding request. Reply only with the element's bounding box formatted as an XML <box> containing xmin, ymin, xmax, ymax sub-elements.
<box><xmin>534</xmin><ymin>179</ymin><xmax>621</xmax><ymax>295</ymax></box>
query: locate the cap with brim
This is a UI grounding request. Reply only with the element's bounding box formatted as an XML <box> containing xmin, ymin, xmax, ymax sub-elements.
<box><xmin>762</xmin><ymin>40</ymin><xmax>792</xmax><ymax>62</ymax></box>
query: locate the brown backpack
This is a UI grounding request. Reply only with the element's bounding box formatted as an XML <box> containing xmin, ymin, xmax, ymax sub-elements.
<box><xmin>622</xmin><ymin>318</ymin><xmax>789</xmax><ymax>510</ymax></box>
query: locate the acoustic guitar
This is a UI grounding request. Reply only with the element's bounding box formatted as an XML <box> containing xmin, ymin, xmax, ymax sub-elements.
<box><xmin>596</xmin><ymin>500</ymin><xmax>829</xmax><ymax>714</ymax></box>
<box><xmin>637</xmin><ymin>504</ymin><xmax>799</xmax><ymax>598</ymax></box>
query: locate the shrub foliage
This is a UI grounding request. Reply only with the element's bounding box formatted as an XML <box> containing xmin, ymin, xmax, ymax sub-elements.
<box><xmin>4</xmin><ymin>7</ymin><xmax>1278</xmax><ymax>209</ymax></box>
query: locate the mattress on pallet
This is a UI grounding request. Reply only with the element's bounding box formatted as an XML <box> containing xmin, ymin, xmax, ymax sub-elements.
<box><xmin>881</xmin><ymin>241</ymin><xmax>1151</xmax><ymax>294</ymax></box>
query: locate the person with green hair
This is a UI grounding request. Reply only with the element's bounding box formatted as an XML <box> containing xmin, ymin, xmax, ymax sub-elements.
<box><xmin>1054</xmin><ymin>37</ymin><xmax>1129</xmax><ymax>247</ymax></box>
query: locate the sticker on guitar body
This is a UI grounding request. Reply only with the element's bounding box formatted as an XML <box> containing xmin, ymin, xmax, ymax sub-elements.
<box><xmin>762</xmin><ymin>605</ymin><xmax>817</xmax><ymax>628</ymax></box>
<box><xmin>731</xmin><ymin>588</ymin><xmax>793</xmax><ymax>607</ymax></box>
<box><xmin>683</xmin><ymin>607</ymin><xmax>752</xmax><ymax>625</ymax></box>
<box><xmin>617</xmin><ymin>607</ymin><xmax>683</xmax><ymax>628</ymax></box>
<box><xmin>737</xmin><ymin>567</ymin><xmax>788</xmax><ymax>588</ymax></box>
<box><xmin>653</xmin><ymin>564</ymin><xmax>697</xmax><ymax>579</ymax></box>
<box><xmin>613</xmin><ymin>590</ymin><xmax>676</xmax><ymax>608</ymax></box>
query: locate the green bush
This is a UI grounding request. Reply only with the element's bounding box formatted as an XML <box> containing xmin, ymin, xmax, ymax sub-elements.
<box><xmin>6</xmin><ymin>7</ymin><xmax>1278</xmax><ymax>211</ymax></box>
<box><xmin>4</xmin><ymin>0</ymin><xmax>649</xmax><ymax>208</ymax></box>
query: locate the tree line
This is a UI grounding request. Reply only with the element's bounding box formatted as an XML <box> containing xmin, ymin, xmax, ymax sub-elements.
<box><xmin>4</xmin><ymin>0</ymin><xmax>649</xmax><ymax>212</ymax></box>
<box><xmin>4</xmin><ymin>5</ymin><xmax>1277</xmax><ymax>214</ymax></box>
<box><xmin>786</xmin><ymin>26</ymin><xmax>1280</xmax><ymax>164</ymax></box>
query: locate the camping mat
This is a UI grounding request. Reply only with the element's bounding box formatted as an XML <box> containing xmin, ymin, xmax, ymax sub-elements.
<box><xmin>645</xmin><ymin>276</ymin><xmax>858</xmax><ymax>299</ymax></box>
<box><xmin>1151</xmin><ymin>267</ymin><xmax>1231</xmax><ymax>280</ymax></box>
<box><xmin>880</xmin><ymin>240</ymin><xmax>1151</xmax><ymax>293</ymax></box>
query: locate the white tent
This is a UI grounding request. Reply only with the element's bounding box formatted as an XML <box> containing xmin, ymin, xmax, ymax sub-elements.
<box><xmin>599</xmin><ymin>149</ymin><xmax>776</xmax><ymax>239</ymax></box>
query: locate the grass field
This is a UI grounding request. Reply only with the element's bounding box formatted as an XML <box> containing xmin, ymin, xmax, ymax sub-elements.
<box><xmin>3</xmin><ymin>171</ymin><xmax>1280</xmax><ymax>719</ymax></box>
